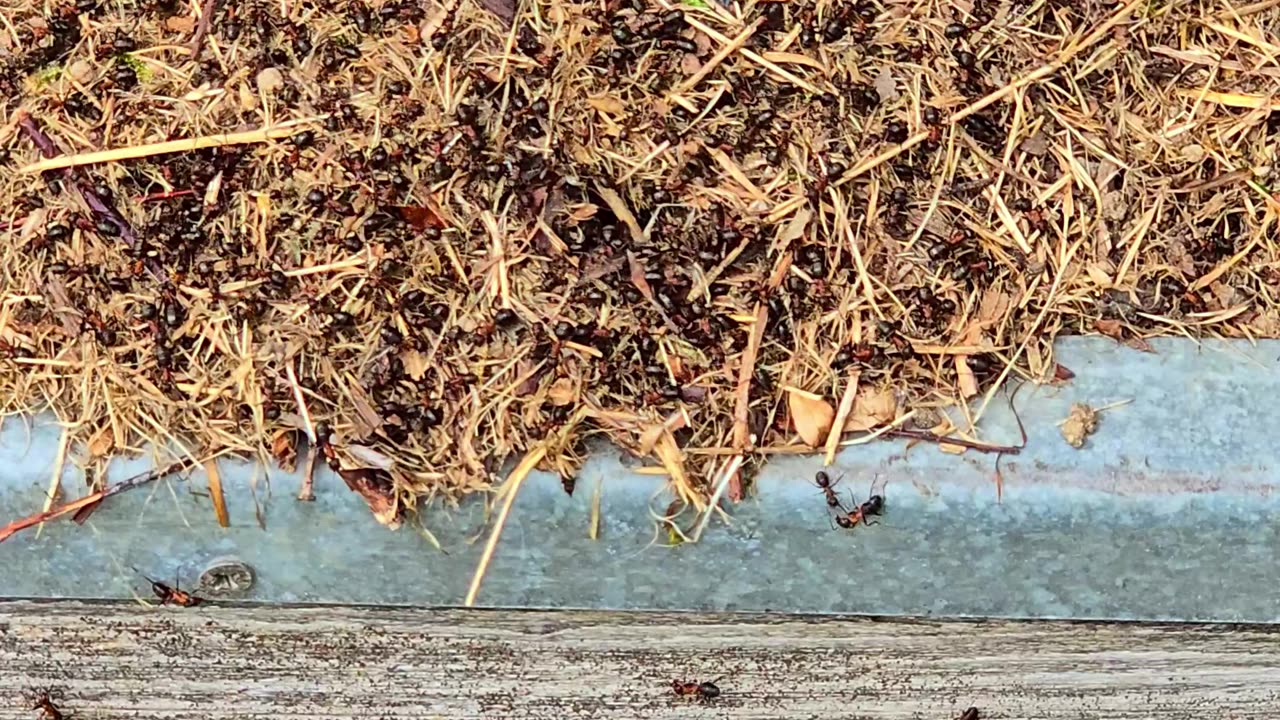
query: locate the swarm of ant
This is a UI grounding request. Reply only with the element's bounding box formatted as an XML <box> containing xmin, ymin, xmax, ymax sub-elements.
<box><xmin>2</xmin><ymin>0</ymin><xmax>1279</xmax><ymax>526</ymax></box>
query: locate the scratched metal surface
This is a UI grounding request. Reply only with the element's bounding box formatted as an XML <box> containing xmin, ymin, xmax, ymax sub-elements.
<box><xmin>1</xmin><ymin>336</ymin><xmax>1279</xmax><ymax>621</ymax></box>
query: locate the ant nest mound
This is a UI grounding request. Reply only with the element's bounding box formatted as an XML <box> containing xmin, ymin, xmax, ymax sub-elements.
<box><xmin>2</xmin><ymin>0</ymin><xmax>1275</xmax><ymax>525</ymax></box>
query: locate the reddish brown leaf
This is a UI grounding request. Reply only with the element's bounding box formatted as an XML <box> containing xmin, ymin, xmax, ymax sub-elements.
<box><xmin>1093</xmin><ymin>318</ymin><xmax>1124</xmax><ymax>340</ymax></box>
<box><xmin>1052</xmin><ymin>363</ymin><xmax>1076</xmax><ymax>382</ymax></box>
<box><xmin>477</xmin><ymin>0</ymin><xmax>516</xmax><ymax>23</ymax></box>
<box><xmin>337</xmin><ymin>467</ymin><xmax>402</xmax><ymax>528</ymax></box>
<box><xmin>394</xmin><ymin>204</ymin><xmax>445</xmax><ymax>230</ymax></box>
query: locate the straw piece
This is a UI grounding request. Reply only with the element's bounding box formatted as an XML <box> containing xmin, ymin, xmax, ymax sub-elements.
<box><xmin>464</xmin><ymin>445</ymin><xmax>547</xmax><ymax>607</ymax></box>
<box><xmin>19</xmin><ymin>118</ymin><xmax>321</xmax><ymax>173</ymax></box>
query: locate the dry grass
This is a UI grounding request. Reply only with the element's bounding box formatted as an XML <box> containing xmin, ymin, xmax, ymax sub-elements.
<box><xmin>1</xmin><ymin>0</ymin><xmax>1278</xmax><ymax>528</ymax></box>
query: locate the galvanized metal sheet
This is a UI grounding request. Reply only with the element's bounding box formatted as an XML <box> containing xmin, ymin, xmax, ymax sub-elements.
<box><xmin>2</xmin><ymin>337</ymin><xmax>1278</xmax><ymax>621</ymax></box>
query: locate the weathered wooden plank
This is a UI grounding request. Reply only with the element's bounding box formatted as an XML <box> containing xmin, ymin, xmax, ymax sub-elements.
<box><xmin>2</xmin><ymin>600</ymin><xmax>1278</xmax><ymax>718</ymax></box>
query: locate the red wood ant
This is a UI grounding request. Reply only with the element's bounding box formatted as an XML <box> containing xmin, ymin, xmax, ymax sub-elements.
<box><xmin>832</xmin><ymin>476</ymin><xmax>886</xmax><ymax>530</ymax></box>
<box><xmin>672</xmin><ymin>678</ymin><xmax>721</xmax><ymax>703</ymax></box>
<box><xmin>28</xmin><ymin>688</ymin><xmax>64</xmax><ymax>720</ymax></box>
<box><xmin>137</xmin><ymin>570</ymin><xmax>204</xmax><ymax>607</ymax></box>
<box><xmin>813</xmin><ymin>470</ymin><xmax>842</xmax><ymax>507</ymax></box>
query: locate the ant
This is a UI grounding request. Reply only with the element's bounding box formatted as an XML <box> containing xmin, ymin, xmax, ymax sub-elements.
<box><xmin>813</xmin><ymin>470</ymin><xmax>842</xmax><ymax>507</ymax></box>
<box><xmin>137</xmin><ymin>570</ymin><xmax>204</xmax><ymax>607</ymax></box>
<box><xmin>831</xmin><ymin>476</ymin><xmax>886</xmax><ymax>530</ymax></box>
<box><xmin>671</xmin><ymin>678</ymin><xmax>721</xmax><ymax>703</ymax></box>
<box><xmin>957</xmin><ymin>708</ymin><xmax>980</xmax><ymax>720</ymax></box>
<box><xmin>27</xmin><ymin>688</ymin><xmax>64</xmax><ymax>720</ymax></box>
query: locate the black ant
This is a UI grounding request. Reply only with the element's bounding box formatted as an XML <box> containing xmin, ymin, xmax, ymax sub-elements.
<box><xmin>671</xmin><ymin>678</ymin><xmax>721</xmax><ymax>703</ymax></box>
<box><xmin>27</xmin><ymin>688</ymin><xmax>64</xmax><ymax>720</ymax></box>
<box><xmin>813</xmin><ymin>470</ymin><xmax>842</xmax><ymax>507</ymax></box>
<box><xmin>957</xmin><ymin>708</ymin><xmax>980</xmax><ymax>720</ymax></box>
<box><xmin>831</xmin><ymin>476</ymin><xmax>886</xmax><ymax>530</ymax></box>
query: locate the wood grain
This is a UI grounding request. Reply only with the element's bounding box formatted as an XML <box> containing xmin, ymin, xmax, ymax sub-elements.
<box><xmin>2</xmin><ymin>601</ymin><xmax>1279</xmax><ymax>719</ymax></box>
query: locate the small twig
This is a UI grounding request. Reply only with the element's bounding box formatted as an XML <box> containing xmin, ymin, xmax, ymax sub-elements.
<box><xmin>881</xmin><ymin>429</ymin><xmax>1023</xmax><ymax>455</ymax></box>
<box><xmin>188</xmin><ymin>0</ymin><xmax>219</xmax><ymax>60</ymax></box>
<box><xmin>0</xmin><ymin>460</ymin><xmax>195</xmax><ymax>544</ymax></box>
<box><xmin>465</xmin><ymin>445</ymin><xmax>547</xmax><ymax>606</ymax></box>
<box><xmin>729</xmin><ymin>302</ymin><xmax>767</xmax><ymax>501</ymax></box>
<box><xmin>285</xmin><ymin>359</ymin><xmax>317</xmax><ymax>501</ymax></box>
<box><xmin>690</xmin><ymin>455</ymin><xmax>743</xmax><ymax>543</ymax></box>
<box><xmin>19</xmin><ymin>117</ymin><xmax>321</xmax><ymax>174</ymax></box>
<box><xmin>16</xmin><ymin>111</ymin><xmax>160</xmax><ymax>279</ymax></box>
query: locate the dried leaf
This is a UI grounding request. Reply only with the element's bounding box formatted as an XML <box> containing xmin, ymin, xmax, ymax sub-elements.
<box><xmin>1059</xmin><ymin>403</ymin><xmax>1099</xmax><ymax>448</ymax></box>
<box><xmin>1093</xmin><ymin>318</ymin><xmax>1124</xmax><ymax>339</ymax></box>
<box><xmin>1124</xmin><ymin>336</ymin><xmax>1154</xmax><ymax>353</ymax></box>
<box><xmin>956</xmin><ymin>356</ymin><xmax>979</xmax><ymax>399</ymax></box>
<box><xmin>844</xmin><ymin>388</ymin><xmax>897</xmax><ymax>431</ymax></box>
<box><xmin>1053</xmin><ymin>363</ymin><xmax>1076</xmax><ymax>382</ymax></box>
<box><xmin>394</xmin><ymin>204</ymin><xmax>445</xmax><ymax>230</ymax></box>
<box><xmin>271</xmin><ymin>429</ymin><xmax>300</xmax><ymax>472</ymax></box>
<box><xmin>164</xmin><ymin>14</ymin><xmax>195</xmax><ymax>32</ymax></box>
<box><xmin>477</xmin><ymin>0</ymin><xmax>516</xmax><ymax>24</ymax></box>
<box><xmin>587</xmin><ymin>94</ymin><xmax>626</xmax><ymax>116</ymax></box>
<box><xmin>873</xmin><ymin>66</ymin><xmax>899</xmax><ymax>101</ymax></box>
<box><xmin>547</xmin><ymin>377</ymin><xmax>577</xmax><ymax>406</ymax></box>
<box><xmin>787</xmin><ymin>388</ymin><xmax>834</xmax><ymax>447</ymax></box>
<box><xmin>86</xmin><ymin>425</ymin><xmax>114</xmax><ymax>458</ymax></box>
<box><xmin>401</xmin><ymin>349</ymin><xmax>430</xmax><ymax>380</ymax></box>
<box><xmin>337</xmin><ymin>467</ymin><xmax>402</xmax><ymax>528</ymax></box>
<box><xmin>772</xmin><ymin>207</ymin><xmax>811</xmax><ymax>254</ymax></box>
<box><xmin>344</xmin><ymin>443</ymin><xmax>397</xmax><ymax>471</ymax></box>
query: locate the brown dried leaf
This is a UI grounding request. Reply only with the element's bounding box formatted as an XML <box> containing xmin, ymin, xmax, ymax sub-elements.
<box><xmin>976</xmin><ymin>288</ymin><xmax>1011</xmax><ymax>325</ymax></box>
<box><xmin>956</xmin><ymin>356</ymin><xmax>979</xmax><ymax>399</ymax></box>
<box><xmin>86</xmin><ymin>425</ymin><xmax>114</xmax><ymax>458</ymax></box>
<box><xmin>1053</xmin><ymin>363</ymin><xmax>1077</xmax><ymax>382</ymax></box>
<box><xmin>787</xmin><ymin>389</ymin><xmax>834</xmax><ymax>447</ymax></box>
<box><xmin>1059</xmin><ymin>403</ymin><xmax>1099</xmax><ymax>448</ymax></box>
<box><xmin>477</xmin><ymin>0</ymin><xmax>515</xmax><ymax>24</ymax></box>
<box><xmin>547</xmin><ymin>377</ymin><xmax>577</xmax><ymax>406</ymax></box>
<box><xmin>337</xmin><ymin>467</ymin><xmax>402</xmax><ymax>528</ymax></box>
<box><xmin>1124</xmin><ymin>336</ymin><xmax>1154</xmax><ymax>353</ymax></box>
<box><xmin>844</xmin><ymin>388</ymin><xmax>897</xmax><ymax>431</ymax></box>
<box><xmin>587</xmin><ymin>94</ymin><xmax>626</xmax><ymax>117</ymax></box>
<box><xmin>394</xmin><ymin>204</ymin><xmax>445</xmax><ymax>230</ymax></box>
<box><xmin>1093</xmin><ymin>318</ymin><xmax>1124</xmax><ymax>340</ymax></box>
<box><xmin>401</xmin><ymin>349</ymin><xmax>430</xmax><ymax>381</ymax></box>
<box><xmin>344</xmin><ymin>443</ymin><xmax>397</xmax><ymax>471</ymax></box>
<box><xmin>271</xmin><ymin>429</ymin><xmax>300</xmax><ymax>472</ymax></box>
<box><xmin>873</xmin><ymin>66</ymin><xmax>899</xmax><ymax>101</ymax></box>
<box><xmin>164</xmin><ymin>14</ymin><xmax>195</xmax><ymax>32</ymax></box>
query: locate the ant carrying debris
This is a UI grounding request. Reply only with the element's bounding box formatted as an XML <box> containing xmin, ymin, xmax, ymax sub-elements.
<box><xmin>671</xmin><ymin>678</ymin><xmax>721</xmax><ymax>703</ymax></box>
<box><xmin>831</xmin><ymin>476</ymin><xmax>886</xmax><ymax>530</ymax></box>
<box><xmin>137</xmin><ymin>570</ymin><xmax>204</xmax><ymax>607</ymax></box>
<box><xmin>813</xmin><ymin>470</ymin><xmax>842</xmax><ymax>507</ymax></box>
<box><xmin>27</xmin><ymin>687</ymin><xmax>65</xmax><ymax>720</ymax></box>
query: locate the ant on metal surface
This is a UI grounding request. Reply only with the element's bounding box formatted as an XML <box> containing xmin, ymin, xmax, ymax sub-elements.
<box><xmin>27</xmin><ymin>687</ymin><xmax>64</xmax><ymax>720</ymax></box>
<box><xmin>831</xmin><ymin>476</ymin><xmax>886</xmax><ymax>530</ymax></box>
<box><xmin>671</xmin><ymin>678</ymin><xmax>721</xmax><ymax>703</ymax></box>
<box><xmin>136</xmin><ymin>569</ymin><xmax>204</xmax><ymax>607</ymax></box>
<box><xmin>813</xmin><ymin>470</ymin><xmax>842</xmax><ymax>507</ymax></box>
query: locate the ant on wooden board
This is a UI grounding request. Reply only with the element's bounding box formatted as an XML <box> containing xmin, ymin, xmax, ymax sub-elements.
<box><xmin>26</xmin><ymin>687</ymin><xmax>66</xmax><ymax>720</ymax></box>
<box><xmin>956</xmin><ymin>707</ymin><xmax>980</xmax><ymax>720</ymax></box>
<box><xmin>829</xmin><ymin>475</ymin><xmax>886</xmax><ymax>531</ymax></box>
<box><xmin>134</xmin><ymin>568</ymin><xmax>204</xmax><ymax>607</ymax></box>
<box><xmin>671</xmin><ymin>678</ymin><xmax>722</xmax><ymax>703</ymax></box>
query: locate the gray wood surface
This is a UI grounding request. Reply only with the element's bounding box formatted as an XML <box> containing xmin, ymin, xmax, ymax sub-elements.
<box><xmin>1</xmin><ymin>600</ymin><xmax>1278</xmax><ymax>719</ymax></box>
